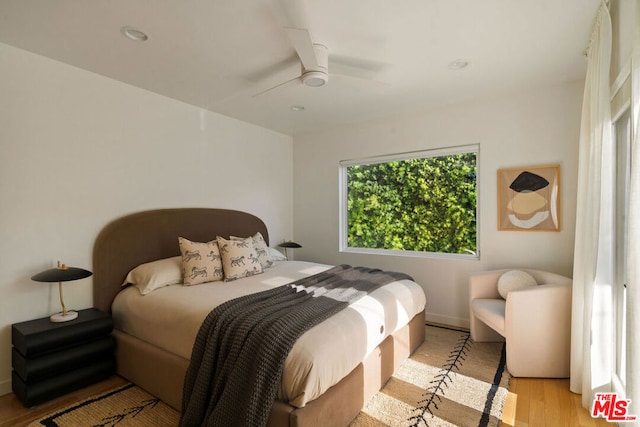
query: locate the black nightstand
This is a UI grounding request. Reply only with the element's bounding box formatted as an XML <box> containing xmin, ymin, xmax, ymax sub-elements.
<box><xmin>11</xmin><ymin>308</ymin><xmax>116</xmax><ymax>407</ymax></box>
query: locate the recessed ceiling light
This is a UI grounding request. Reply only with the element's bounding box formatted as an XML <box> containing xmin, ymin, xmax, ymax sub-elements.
<box><xmin>291</xmin><ymin>105</ymin><xmax>305</xmax><ymax>112</ymax></box>
<box><xmin>121</xmin><ymin>26</ymin><xmax>148</xmax><ymax>42</ymax></box>
<box><xmin>448</xmin><ymin>59</ymin><xmax>469</xmax><ymax>70</ymax></box>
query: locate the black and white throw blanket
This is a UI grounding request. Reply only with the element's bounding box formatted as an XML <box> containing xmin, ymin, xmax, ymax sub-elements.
<box><xmin>179</xmin><ymin>264</ymin><xmax>412</xmax><ymax>427</ymax></box>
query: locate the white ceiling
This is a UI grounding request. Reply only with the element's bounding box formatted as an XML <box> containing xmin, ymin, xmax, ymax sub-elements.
<box><xmin>0</xmin><ymin>0</ymin><xmax>600</xmax><ymax>136</ymax></box>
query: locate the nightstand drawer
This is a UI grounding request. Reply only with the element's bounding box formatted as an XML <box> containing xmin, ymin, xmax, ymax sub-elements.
<box><xmin>12</xmin><ymin>335</ymin><xmax>115</xmax><ymax>383</ymax></box>
<box><xmin>12</xmin><ymin>358</ymin><xmax>116</xmax><ymax>407</ymax></box>
<box><xmin>12</xmin><ymin>308</ymin><xmax>113</xmax><ymax>357</ymax></box>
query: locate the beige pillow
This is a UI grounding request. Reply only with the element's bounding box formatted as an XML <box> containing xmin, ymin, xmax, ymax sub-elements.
<box><xmin>231</xmin><ymin>232</ymin><xmax>274</xmax><ymax>269</ymax></box>
<box><xmin>217</xmin><ymin>236</ymin><xmax>263</xmax><ymax>281</ymax></box>
<box><xmin>123</xmin><ymin>256</ymin><xmax>182</xmax><ymax>295</ymax></box>
<box><xmin>497</xmin><ymin>270</ymin><xmax>537</xmax><ymax>299</ymax></box>
<box><xmin>178</xmin><ymin>237</ymin><xmax>224</xmax><ymax>286</ymax></box>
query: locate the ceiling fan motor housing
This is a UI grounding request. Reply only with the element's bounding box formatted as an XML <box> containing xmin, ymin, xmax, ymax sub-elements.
<box><xmin>301</xmin><ymin>44</ymin><xmax>329</xmax><ymax>87</ymax></box>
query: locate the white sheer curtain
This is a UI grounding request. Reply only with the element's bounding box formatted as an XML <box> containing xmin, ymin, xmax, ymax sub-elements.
<box><xmin>570</xmin><ymin>2</ymin><xmax>614</xmax><ymax>408</ymax></box>
<box><xmin>626</xmin><ymin>3</ymin><xmax>640</xmax><ymax>421</ymax></box>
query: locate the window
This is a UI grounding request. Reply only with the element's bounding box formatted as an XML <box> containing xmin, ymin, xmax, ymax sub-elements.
<box><xmin>339</xmin><ymin>144</ymin><xmax>479</xmax><ymax>259</ymax></box>
<box><xmin>612</xmin><ymin>106</ymin><xmax>630</xmax><ymax>394</ymax></box>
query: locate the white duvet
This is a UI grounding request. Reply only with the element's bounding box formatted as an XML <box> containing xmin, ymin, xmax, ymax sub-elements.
<box><xmin>111</xmin><ymin>261</ymin><xmax>426</xmax><ymax>408</ymax></box>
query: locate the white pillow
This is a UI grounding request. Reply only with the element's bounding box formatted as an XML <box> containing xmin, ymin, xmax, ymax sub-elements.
<box><xmin>123</xmin><ymin>256</ymin><xmax>182</xmax><ymax>295</ymax></box>
<box><xmin>217</xmin><ymin>236</ymin><xmax>263</xmax><ymax>281</ymax></box>
<box><xmin>497</xmin><ymin>270</ymin><xmax>537</xmax><ymax>299</ymax></box>
<box><xmin>267</xmin><ymin>247</ymin><xmax>287</xmax><ymax>261</ymax></box>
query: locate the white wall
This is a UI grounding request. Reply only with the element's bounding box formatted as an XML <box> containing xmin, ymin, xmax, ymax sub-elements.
<box><xmin>293</xmin><ymin>81</ymin><xmax>583</xmax><ymax>327</ymax></box>
<box><xmin>0</xmin><ymin>42</ymin><xmax>293</xmax><ymax>395</ymax></box>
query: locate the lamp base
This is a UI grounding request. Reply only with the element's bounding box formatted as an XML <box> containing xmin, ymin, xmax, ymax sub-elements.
<box><xmin>50</xmin><ymin>310</ymin><xmax>78</xmax><ymax>323</ymax></box>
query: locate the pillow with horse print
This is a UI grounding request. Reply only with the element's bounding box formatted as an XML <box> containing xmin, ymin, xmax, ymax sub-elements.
<box><xmin>178</xmin><ymin>237</ymin><xmax>224</xmax><ymax>286</ymax></box>
<box><xmin>217</xmin><ymin>236</ymin><xmax>263</xmax><ymax>281</ymax></box>
<box><xmin>230</xmin><ymin>232</ymin><xmax>274</xmax><ymax>269</ymax></box>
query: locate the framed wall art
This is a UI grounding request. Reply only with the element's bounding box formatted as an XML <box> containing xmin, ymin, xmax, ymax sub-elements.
<box><xmin>498</xmin><ymin>164</ymin><xmax>560</xmax><ymax>231</ymax></box>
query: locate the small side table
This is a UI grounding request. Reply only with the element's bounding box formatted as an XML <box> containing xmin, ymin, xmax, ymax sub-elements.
<box><xmin>11</xmin><ymin>307</ymin><xmax>115</xmax><ymax>407</ymax></box>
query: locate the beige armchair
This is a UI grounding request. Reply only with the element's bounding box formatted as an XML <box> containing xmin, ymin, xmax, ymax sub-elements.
<box><xmin>469</xmin><ymin>269</ymin><xmax>572</xmax><ymax>378</ymax></box>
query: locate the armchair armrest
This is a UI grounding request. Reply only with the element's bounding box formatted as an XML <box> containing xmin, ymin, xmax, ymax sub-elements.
<box><xmin>505</xmin><ymin>282</ymin><xmax>572</xmax><ymax>377</ymax></box>
<box><xmin>469</xmin><ymin>268</ymin><xmax>571</xmax><ymax>301</ymax></box>
<box><xmin>469</xmin><ymin>270</ymin><xmax>506</xmax><ymax>300</ymax></box>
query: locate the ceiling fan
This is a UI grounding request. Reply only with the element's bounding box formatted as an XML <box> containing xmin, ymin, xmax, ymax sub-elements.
<box><xmin>253</xmin><ymin>0</ymin><xmax>388</xmax><ymax>98</ymax></box>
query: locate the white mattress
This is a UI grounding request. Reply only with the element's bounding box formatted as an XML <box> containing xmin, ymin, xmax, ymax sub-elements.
<box><xmin>112</xmin><ymin>260</ymin><xmax>426</xmax><ymax>408</ymax></box>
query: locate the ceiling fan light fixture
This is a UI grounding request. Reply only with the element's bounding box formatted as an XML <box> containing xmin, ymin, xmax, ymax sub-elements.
<box><xmin>302</xmin><ymin>71</ymin><xmax>328</xmax><ymax>87</ymax></box>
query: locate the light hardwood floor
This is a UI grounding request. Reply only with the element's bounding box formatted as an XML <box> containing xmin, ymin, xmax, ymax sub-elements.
<box><xmin>501</xmin><ymin>377</ymin><xmax>611</xmax><ymax>427</ymax></box>
<box><xmin>0</xmin><ymin>375</ymin><xmax>612</xmax><ymax>427</ymax></box>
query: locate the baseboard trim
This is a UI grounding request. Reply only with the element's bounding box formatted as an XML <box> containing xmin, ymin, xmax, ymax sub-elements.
<box><xmin>0</xmin><ymin>377</ymin><xmax>12</xmax><ymax>397</ymax></box>
<box><xmin>425</xmin><ymin>312</ymin><xmax>469</xmax><ymax>330</ymax></box>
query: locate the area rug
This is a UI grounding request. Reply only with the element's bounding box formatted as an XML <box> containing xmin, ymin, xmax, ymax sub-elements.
<box><xmin>351</xmin><ymin>324</ymin><xmax>510</xmax><ymax>427</ymax></box>
<box><xmin>29</xmin><ymin>324</ymin><xmax>509</xmax><ymax>427</ymax></box>
<box><xmin>27</xmin><ymin>383</ymin><xmax>179</xmax><ymax>427</ymax></box>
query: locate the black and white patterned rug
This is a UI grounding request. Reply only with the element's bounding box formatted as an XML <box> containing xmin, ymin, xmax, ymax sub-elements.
<box><xmin>28</xmin><ymin>383</ymin><xmax>178</xmax><ymax>427</ymax></box>
<box><xmin>351</xmin><ymin>324</ymin><xmax>510</xmax><ymax>427</ymax></box>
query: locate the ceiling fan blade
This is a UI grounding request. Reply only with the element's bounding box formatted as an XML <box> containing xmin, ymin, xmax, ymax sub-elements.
<box><xmin>330</xmin><ymin>54</ymin><xmax>390</xmax><ymax>79</ymax></box>
<box><xmin>330</xmin><ymin>62</ymin><xmax>380</xmax><ymax>81</ymax></box>
<box><xmin>330</xmin><ymin>72</ymin><xmax>391</xmax><ymax>93</ymax></box>
<box><xmin>211</xmin><ymin>57</ymin><xmax>300</xmax><ymax>107</ymax></box>
<box><xmin>252</xmin><ymin>76</ymin><xmax>300</xmax><ymax>98</ymax></box>
<box><xmin>269</xmin><ymin>0</ymin><xmax>311</xmax><ymax>30</ymax></box>
<box><xmin>241</xmin><ymin>55</ymin><xmax>300</xmax><ymax>85</ymax></box>
<box><xmin>284</xmin><ymin>27</ymin><xmax>318</xmax><ymax>70</ymax></box>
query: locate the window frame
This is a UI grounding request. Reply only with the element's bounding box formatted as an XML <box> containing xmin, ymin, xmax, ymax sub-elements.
<box><xmin>612</xmin><ymin>103</ymin><xmax>631</xmax><ymax>396</ymax></box>
<box><xmin>338</xmin><ymin>144</ymin><xmax>480</xmax><ymax>260</ymax></box>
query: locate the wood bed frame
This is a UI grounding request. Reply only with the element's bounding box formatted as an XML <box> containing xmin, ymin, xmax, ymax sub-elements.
<box><xmin>93</xmin><ymin>208</ymin><xmax>425</xmax><ymax>426</ymax></box>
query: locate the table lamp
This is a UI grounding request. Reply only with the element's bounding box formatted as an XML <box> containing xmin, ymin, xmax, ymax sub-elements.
<box><xmin>278</xmin><ymin>241</ymin><xmax>302</xmax><ymax>260</ymax></box>
<box><xmin>31</xmin><ymin>261</ymin><xmax>92</xmax><ymax>322</ymax></box>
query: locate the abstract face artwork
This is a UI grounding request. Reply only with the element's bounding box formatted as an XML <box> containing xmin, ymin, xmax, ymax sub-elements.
<box><xmin>498</xmin><ymin>165</ymin><xmax>560</xmax><ymax>231</ymax></box>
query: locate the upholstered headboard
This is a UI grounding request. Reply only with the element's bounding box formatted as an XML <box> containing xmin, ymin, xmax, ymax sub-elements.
<box><xmin>93</xmin><ymin>208</ymin><xmax>269</xmax><ymax>312</ymax></box>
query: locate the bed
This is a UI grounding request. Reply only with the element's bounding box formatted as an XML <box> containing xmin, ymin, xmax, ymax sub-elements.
<box><xmin>93</xmin><ymin>208</ymin><xmax>426</xmax><ymax>426</ymax></box>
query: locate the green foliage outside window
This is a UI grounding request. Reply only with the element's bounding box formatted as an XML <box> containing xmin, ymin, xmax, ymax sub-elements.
<box><xmin>346</xmin><ymin>152</ymin><xmax>477</xmax><ymax>255</ymax></box>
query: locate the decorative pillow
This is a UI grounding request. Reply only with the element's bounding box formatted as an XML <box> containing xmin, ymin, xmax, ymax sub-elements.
<box><xmin>497</xmin><ymin>270</ymin><xmax>537</xmax><ymax>299</ymax></box>
<box><xmin>267</xmin><ymin>247</ymin><xmax>287</xmax><ymax>262</ymax></box>
<box><xmin>231</xmin><ymin>232</ymin><xmax>274</xmax><ymax>269</ymax></box>
<box><xmin>178</xmin><ymin>237</ymin><xmax>224</xmax><ymax>286</ymax></box>
<box><xmin>217</xmin><ymin>236</ymin><xmax>263</xmax><ymax>281</ymax></box>
<box><xmin>123</xmin><ymin>256</ymin><xmax>182</xmax><ymax>295</ymax></box>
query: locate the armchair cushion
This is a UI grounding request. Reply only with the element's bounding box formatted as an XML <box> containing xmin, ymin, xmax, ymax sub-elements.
<box><xmin>471</xmin><ymin>299</ymin><xmax>505</xmax><ymax>336</ymax></box>
<box><xmin>497</xmin><ymin>270</ymin><xmax>537</xmax><ymax>299</ymax></box>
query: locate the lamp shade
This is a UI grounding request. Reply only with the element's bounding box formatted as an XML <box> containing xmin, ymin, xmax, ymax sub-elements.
<box><xmin>31</xmin><ymin>262</ymin><xmax>92</xmax><ymax>323</ymax></box>
<box><xmin>278</xmin><ymin>241</ymin><xmax>302</xmax><ymax>248</ymax></box>
<box><xmin>31</xmin><ymin>266</ymin><xmax>92</xmax><ymax>283</ymax></box>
